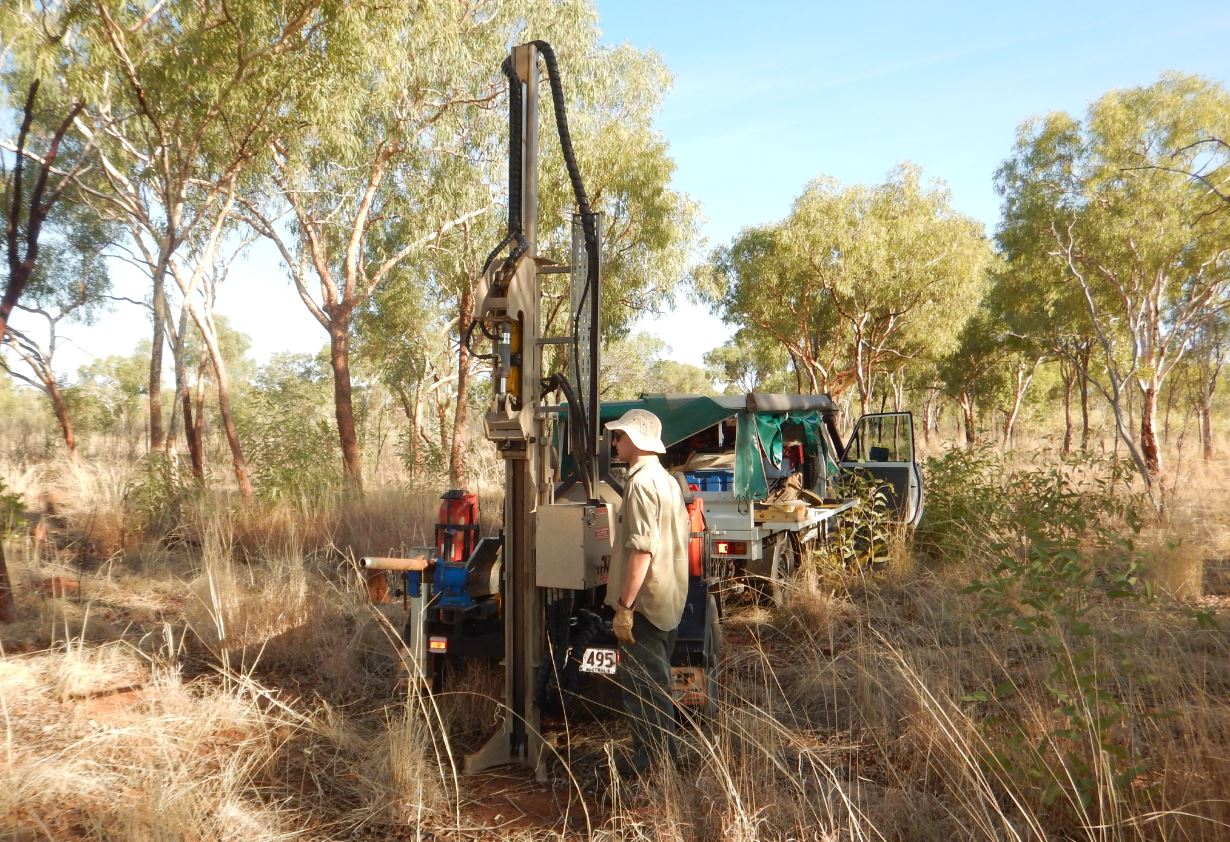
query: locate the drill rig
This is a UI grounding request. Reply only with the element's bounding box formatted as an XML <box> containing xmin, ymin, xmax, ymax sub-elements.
<box><xmin>359</xmin><ymin>39</ymin><xmax>927</xmax><ymax>781</ymax></box>
<box><xmin>464</xmin><ymin>39</ymin><xmax>605</xmax><ymax>777</ymax></box>
<box><xmin>378</xmin><ymin>41</ymin><xmax>723</xmax><ymax>779</ymax></box>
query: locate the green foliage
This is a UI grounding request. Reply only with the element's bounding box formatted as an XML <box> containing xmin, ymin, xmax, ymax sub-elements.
<box><xmin>122</xmin><ymin>452</ymin><xmax>191</xmax><ymax>540</ymax></box>
<box><xmin>0</xmin><ymin>371</ymin><xmax>52</xmax><ymax>456</ymax></box>
<box><xmin>704</xmin><ymin>328</ymin><xmax>794</xmax><ymax>395</ymax></box>
<box><xmin>824</xmin><ymin>470</ymin><xmax>892</xmax><ymax>569</ymax></box>
<box><xmin>237</xmin><ymin>353</ymin><xmax>340</xmax><ymax>501</ymax></box>
<box><xmin>697</xmin><ymin>163</ymin><xmax>991</xmax><ymax>402</ymax></box>
<box><xmin>396</xmin><ymin>424</ymin><xmax>450</xmax><ymax>483</ymax></box>
<box><xmin>0</xmin><ymin>480</ymin><xmax>24</xmax><ymax>538</ymax></box>
<box><xmin>913</xmin><ymin>445</ymin><xmax>1006</xmax><ymax>565</ymax></box>
<box><xmin>995</xmin><ymin>73</ymin><xmax>1230</xmax><ymax>485</ymax></box>
<box><xmin>923</xmin><ymin>447</ymin><xmax>1156</xmax><ymax>814</ymax></box>
<box><xmin>70</xmin><ymin>346</ymin><xmax>151</xmax><ymax>436</ymax></box>
<box><xmin>599</xmin><ymin>332</ymin><xmax>665</xmax><ymax>400</ymax></box>
<box><xmin>646</xmin><ymin>360</ymin><xmax>715</xmax><ymax>395</ymax></box>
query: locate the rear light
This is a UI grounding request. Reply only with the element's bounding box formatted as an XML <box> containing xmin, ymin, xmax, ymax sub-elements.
<box><xmin>428</xmin><ymin>636</ymin><xmax>448</xmax><ymax>654</ymax></box>
<box><xmin>712</xmin><ymin>540</ymin><xmax>747</xmax><ymax>556</ymax></box>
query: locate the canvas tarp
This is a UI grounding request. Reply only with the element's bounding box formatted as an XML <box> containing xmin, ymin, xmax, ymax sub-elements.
<box><xmin>564</xmin><ymin>394</ymin><xmax>836</xmax><ymax>501</ymax></box>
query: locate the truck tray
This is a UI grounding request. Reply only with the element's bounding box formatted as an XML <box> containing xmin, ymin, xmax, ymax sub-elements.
<box><xmin>753</xmin><ymin>501</ymin><xmax>808</xmax><ymax>523</ymax></box>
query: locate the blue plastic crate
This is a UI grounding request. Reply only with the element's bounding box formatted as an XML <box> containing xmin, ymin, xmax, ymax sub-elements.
<box><xmin>686</xmin><ymin>470</ymin><xmax>734</xmax><ymax>492</ymax></box>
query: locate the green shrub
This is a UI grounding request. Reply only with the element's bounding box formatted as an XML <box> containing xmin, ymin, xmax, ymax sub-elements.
<box><xmin>240</xmin><ymin>397</ymin><xmax>341</xmax><ymax>501</ymax></box>
<box><xmin>123</xmin><ymin>452</ymin><xmax>192</xmax><ymax>540</ymax></box>
<box><xmin>0</xmin><ymin>480</ymin><xmax>24</xmax><ymax>537</ymax></box>
<box><xmin>237</xmin><ymin>354</ymin><xmax>341</xmax><ymax>501</ymax></box>
<box><xmin>913</xmin><ymin>445</ymin><xmax>1006</xmax><ymax>565</ymax></box>
<box><xmin>923</xmin><ymin>448</ymin><xmax>1154</xmax><ymax>821</ymax></box>
<box><xmin>826</xmin><ymin>469</ymin><xmax>893</xmax><ymax>568</ymax></box>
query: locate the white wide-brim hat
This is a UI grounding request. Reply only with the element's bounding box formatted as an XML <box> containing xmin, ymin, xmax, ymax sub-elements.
<box><xmin>605</xmin><ymin>408</ymin><xmax>667</xmax><ymax>455</ymax></box>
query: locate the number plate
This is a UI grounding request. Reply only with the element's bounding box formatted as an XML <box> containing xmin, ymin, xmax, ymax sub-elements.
<box><xmin>579</xmin><ymin>647</ymin><xmax>618</xmax><ymax>674</ymax></box>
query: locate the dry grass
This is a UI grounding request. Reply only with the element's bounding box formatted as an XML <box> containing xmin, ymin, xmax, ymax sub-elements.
<box><xmin>3</xmin><ymin>444</ymin><xmax>1230</xmax><ymax>840</ymax></box>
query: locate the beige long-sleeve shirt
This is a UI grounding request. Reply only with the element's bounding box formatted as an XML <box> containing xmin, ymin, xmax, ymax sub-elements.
<box><xmin>605</xmin><ymin>459</ymin><xmax>690</xmax><ymax>631</ymax></box>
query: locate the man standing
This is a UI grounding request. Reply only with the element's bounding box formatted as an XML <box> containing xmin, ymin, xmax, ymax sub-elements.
<box><xmin>604</xmin><ymin>408</ymin><xmax>690</xmax><ymax>776</ymax></box>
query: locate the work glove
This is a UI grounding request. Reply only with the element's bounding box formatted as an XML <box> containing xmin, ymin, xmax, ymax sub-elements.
<box><xmin>613</xmin><ymin>606</ymin><xmax>635</xmax><ymax>645</ymax></box>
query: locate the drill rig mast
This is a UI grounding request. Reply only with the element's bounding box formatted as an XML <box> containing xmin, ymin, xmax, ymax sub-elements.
<box><xmin>465</xmin><ymin>41</ymin><xmax>605</xmax><ymax>777</ymax></box>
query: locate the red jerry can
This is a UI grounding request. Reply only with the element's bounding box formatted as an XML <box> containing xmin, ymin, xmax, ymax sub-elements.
<box><xmin>436</xmin><ymin>489</ymin><xmax>479</xmax><ymax>563</ymax></box>
<box><xmin>686</xmin><ymin>486</ymin><xmax>706</xmax><ymax>578</ymax></box>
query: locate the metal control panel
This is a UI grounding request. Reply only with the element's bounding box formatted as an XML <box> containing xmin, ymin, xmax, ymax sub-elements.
<box><xmin>535</xmin><ymin>503</ymin><xmax>612</xmax><ymax>590</ymax></box>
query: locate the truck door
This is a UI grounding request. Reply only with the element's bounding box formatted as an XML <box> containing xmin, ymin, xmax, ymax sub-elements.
<box><xmin>838</xmin><ymin>412</ymin><xmax>924</xmax><ymax>526</ymax></box>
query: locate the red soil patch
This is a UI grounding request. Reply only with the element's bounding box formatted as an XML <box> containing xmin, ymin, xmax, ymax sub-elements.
<box><xmin>39</xmin><ymin>576</ymin><xmax>80</xmax><ymax>599</ymax></box>
<box><xmin>457</xmin><ymin>770</ymin><xmax>592</xmax><ymax>837</ymax></box>
<box><xmin>68</xmin><ymin>685</ymin><xmax>148</xmax><ymax>720</ymax></box>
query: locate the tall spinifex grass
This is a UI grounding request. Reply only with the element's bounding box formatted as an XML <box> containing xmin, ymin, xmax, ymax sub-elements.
<box><xmin>647</xmin><ymin>570</ymin><xmax>1228</xmax><ymax>841</ymax></box>
<box><xmin>1</xmin><ymin>641</ymin><xmax>300</xmax><ymax>840</ymax></box>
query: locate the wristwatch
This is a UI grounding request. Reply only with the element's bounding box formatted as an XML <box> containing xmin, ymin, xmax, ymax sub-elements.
<box><xmin>619</xmin><ymin>596</ymin><xmax>636</xmax><ymax>610</ymax></box>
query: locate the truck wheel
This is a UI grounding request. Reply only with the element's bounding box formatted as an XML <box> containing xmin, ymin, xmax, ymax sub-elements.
<box><xmin>701</xmin><ymin>593</ymin><xmax>722</xmax><ymax>718</ymax></box>
<box><xmin>754</xmin><ymin>534</ymin><xmax>798</xmax><ymax>607</ymax></box>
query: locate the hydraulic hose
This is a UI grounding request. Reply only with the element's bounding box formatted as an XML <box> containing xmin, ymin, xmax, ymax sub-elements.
<box><xmin>480</xmin><ymin>57</ymin><xmax>530</xmax><ymax>278</ymax></box>
<box><xmin>547</xmin><ymin>371</ymin><xmax>594</xmax><ymax>496</ymax></box>
<box><xmin>531</xmin><ymin>40</ymin><xmax>602</xmax><ymax>500</ymax></box>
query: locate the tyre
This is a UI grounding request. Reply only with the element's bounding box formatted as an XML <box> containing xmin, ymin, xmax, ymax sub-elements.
<box><xmin>700</xmin><ymin>593</ymin><xmax>722</xmax><ymax>718</ymax></box>
<box><xmin>753</xmin><ymin>533</ymin><xmax>798</xmax><ymax>607</ymax></box>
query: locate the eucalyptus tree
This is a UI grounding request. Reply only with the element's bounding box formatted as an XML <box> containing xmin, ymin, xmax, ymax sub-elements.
<box><xmin>7</xmin><ymin>0</ymin><xmax>340</xmax><ymax>501</ymax></box>
<box><xmin>1180</xmin><ymin>310</ymin><xmax>1227</xmax><ymax>460</ymax></box>
<box><xmin>996</xmin><ymin>73</ymin><xmax>1230</xmax><ymax>494</ymax></box>
<box><xmin>240</xmin><ymin>0</ymin><xmax>526</xmax><ymax>490</ymax></box>
<box><xmin>172</xmin><ymin>313</ymin><xmax>252</xmax><ymax>485</ymax></box>
<box><xmin>2</xmin><ymin>79</ymin><xmax>87</xmax><ymax>348</ymax></box>
<box><xmin>72</xmin><ymin>344</ymin><xmax>150</xmax><ymax>448</ymax></box>
<box><xmin>699</xmin><ymin>164</ymin><xmax>990</xmax><ymax>412</ymax></box>
<box><xmin>937</xmin><ymin>308</ymin><xmax>1007</xmax><ymax>447</ymax></box>
<box><xmin>319</xmin><ymin>6</ymin><xmax>694</xmax><ymax>489</ymax></box>
<box><xmin>355</xmin><ymin>273</ymin><xmax>456</xmax><ymax>483</ymax></box>
<box><xmin>704</xmin><ymin>329</ymin><xmax>794</xmax><ymax>395</ymax></box>
<box><xmin>531</xmin><ymin>43</ymin><xmax>698</xmax><ymax>340</ymax></box>
<box><xmin>647</xmin><ymin>360</ymin><xmax>715</xmax><ymax>395</ymax></box>
<box><xmin>990</xmin><ymin>242</ymin><xmax>1097</xmax><ymax>452</ymax></box>
<box><xmin>0</xmin><ymin>206</ymin><xmax>112</xmax><ymax>454</ymax></box>
<box><xmin>979</xmin><ymin>262</ymin><xmax>1052</xmax><ymax>447</ymax></box>
<box><xmin>598</xmin><ymin>332</ymin><xmax>666</xmax><ymax>401</ymax></box>
<box><xmin>0</xmin><ymin>75</ymin><xmax>89</xmax><ymax>623</ymax></box>
<box><xmin>698</xmin><ymin>223</ymin><xmax>842</xmax><ymax>395</ymax></box>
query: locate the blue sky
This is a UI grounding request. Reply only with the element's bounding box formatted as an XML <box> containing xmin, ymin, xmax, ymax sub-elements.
<box><xmin>37</xmin><ymin>1</ymin><xmax>1230</xmax><ymax>374</ymax></box>
<box><xmin>610</xmin><ymin>0</ymin><xmax>1230</xmax><ymax>361</ymax></box>
<box><xmin>602</xmin><ymin>0</ymin><xmax>1230</xmax><ymax>241</ymax></box>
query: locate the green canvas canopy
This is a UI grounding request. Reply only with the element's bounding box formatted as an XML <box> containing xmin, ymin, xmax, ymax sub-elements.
<box><xmin>558</xmin><ymin>393</ymin><xmax>839</xmax><ymax>500</ymax></box>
